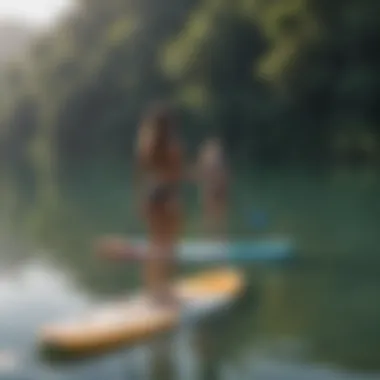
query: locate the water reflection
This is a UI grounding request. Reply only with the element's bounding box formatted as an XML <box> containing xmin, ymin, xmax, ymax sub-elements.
<box><xmin>1</xmin><ymin>167</ymin><xmax>380</xmax><ymax>379</ymax></box>
<box><xmin>0</xmin><ymin>259</ymin><xmax>380</xmax><ymax>379</ymax></box>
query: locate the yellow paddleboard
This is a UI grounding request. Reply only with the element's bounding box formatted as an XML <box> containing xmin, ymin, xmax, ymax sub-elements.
<box><xmin>39</xmin><ymin>267</ymin><xmax>245</xmax><ymax>355</ymax></box>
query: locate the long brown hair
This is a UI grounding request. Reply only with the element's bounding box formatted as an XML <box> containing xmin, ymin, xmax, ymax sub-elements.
<box><xmin>137</xmin><ymin>102</ymin><xmax>177</xmax><ymax>168</ymax></box>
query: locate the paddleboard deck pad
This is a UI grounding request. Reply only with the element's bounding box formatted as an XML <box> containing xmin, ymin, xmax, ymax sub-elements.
<box><xmin>39</xmin><ymin>267</ymin><xmax>245</xmax><ymax>355</ymax></box>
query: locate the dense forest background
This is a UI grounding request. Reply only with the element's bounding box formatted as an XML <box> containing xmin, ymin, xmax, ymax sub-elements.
<box><xmin>1</xmin><ymin>0</ymin><xmax>380</xmax><ymax>178</ymax></box>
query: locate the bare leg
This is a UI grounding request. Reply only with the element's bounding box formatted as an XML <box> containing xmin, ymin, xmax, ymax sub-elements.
<box><xmin>150</xmin><ymin>242</ymin><xmax>179</xmax><ymax>308</ymax></box>
<box><xmin>144</xmin><ymin>234</ymin><xmax>180</xmax><ymax>308</ymax></box>
<box><xmin>203</xmin><ymin>196</ymin><xmax>227</xmax><ymax>241</ymax></box>
<box><xmin>143</xmin><ymin>193</ymin><xmax>182</xmax><ymax>308</ymax></box>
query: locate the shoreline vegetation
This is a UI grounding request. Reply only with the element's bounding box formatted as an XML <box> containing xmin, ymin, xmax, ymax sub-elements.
<box><xmin>0</xmin><ymin>0</ymin><xmax>379</xmax><ymax>176</ymax></box>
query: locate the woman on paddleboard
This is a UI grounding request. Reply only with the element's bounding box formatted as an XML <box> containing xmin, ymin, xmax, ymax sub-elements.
<box><xmin>196</xmin><ymin>137</ymin><xmax>229</xmax><ymax>238</ymax></box>
<box><xmin>134</xmin><ymin>101</ymin><xmax>183</xmax><ymax>307</ymax></box>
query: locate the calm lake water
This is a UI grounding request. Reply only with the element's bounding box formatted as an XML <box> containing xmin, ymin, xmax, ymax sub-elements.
<box><xmin>0</xmin><ymin>165</ymin><xmax>380</xmax><ymax>380</ymax></box>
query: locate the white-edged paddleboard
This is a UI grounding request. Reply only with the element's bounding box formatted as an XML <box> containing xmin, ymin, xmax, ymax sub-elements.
<box><xmin>39</xmin><ymin>267</ymin><xmax>245</xmax><ymax>355</ymax></box>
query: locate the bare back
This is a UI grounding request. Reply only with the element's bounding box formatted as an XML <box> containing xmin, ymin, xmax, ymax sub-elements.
<box><xmin>198</xmin><ymin>145</ymin><xmax>228</xmax><ymax>193</ymax></box>
<box><xmin>137</xmin><ymin>139</ymin><xmax>182</xmax><ymax>187</ymax></box>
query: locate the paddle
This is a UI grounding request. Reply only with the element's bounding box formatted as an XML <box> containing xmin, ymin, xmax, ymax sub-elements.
<box><xmin>95</xmin><ymin>235</ymin><xmax>142</xmax><ymax>261</ymax></box>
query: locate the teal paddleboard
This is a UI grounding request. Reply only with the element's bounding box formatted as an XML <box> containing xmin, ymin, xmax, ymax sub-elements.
<box><xmin>131</xmin><ymin>237</ymin><xmax>295</xmax><ymax>263</ymax></box>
